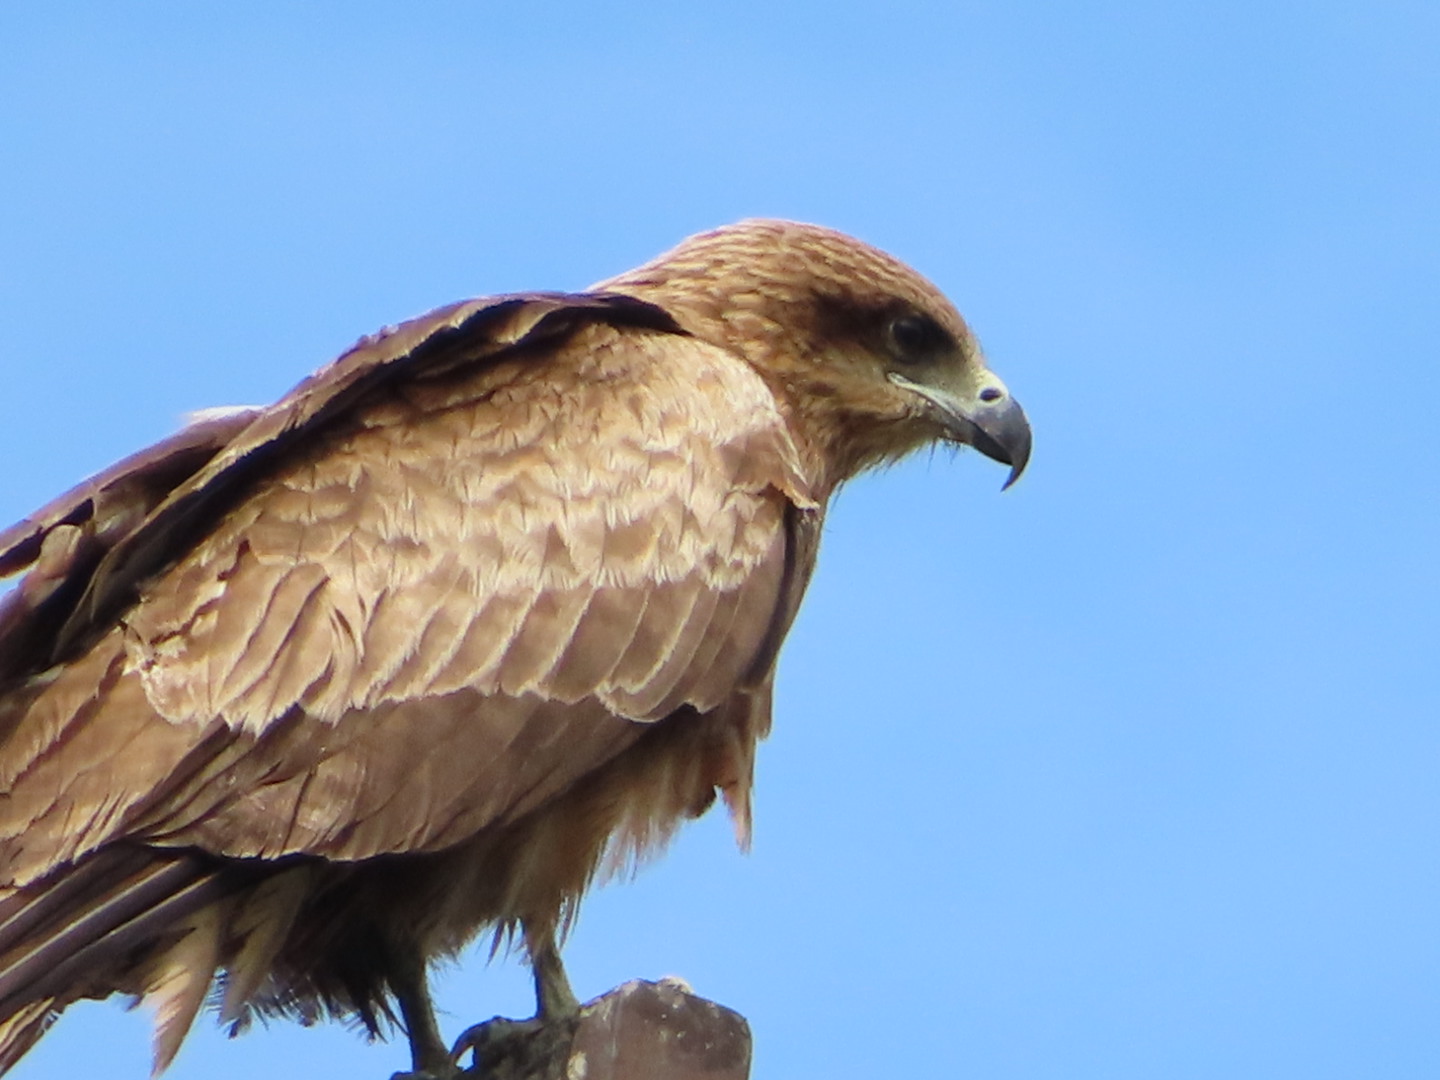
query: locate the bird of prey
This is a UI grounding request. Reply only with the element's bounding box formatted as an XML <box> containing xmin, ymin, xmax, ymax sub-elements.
<box><xmin>0</xmin><ymin>220</ymin><xmax>1030</xmax><ymax>1076</ymax></box>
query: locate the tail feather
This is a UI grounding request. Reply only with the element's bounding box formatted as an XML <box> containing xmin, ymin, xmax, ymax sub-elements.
<box><xmin>147</xmin><ymin>904</ymin><xmax>224</xmax><ymax>1076</ymax></box>
<box><xmin>0</xmin><ymin>858</ymin><xmax>208</xmax><ymax>1006</ymax></box>
<box><xmin>0</xmin><ymin>999</ymin><xmax>56</xmax><ymax>1075</ymax></box>
<box><xmin>0</xmin><ymin>848</ymin><xmax>234</xmax><ymax>1075</ymax></box>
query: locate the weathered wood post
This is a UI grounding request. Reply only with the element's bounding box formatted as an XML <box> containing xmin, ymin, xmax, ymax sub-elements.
<box><xmin>454</xmin><ymin>979</ymin><xmax>751</xmax><ymax>1080</ymax></box>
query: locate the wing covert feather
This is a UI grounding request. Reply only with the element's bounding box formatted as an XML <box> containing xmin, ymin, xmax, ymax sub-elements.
<box><xmin>2</xmin><ymin>314</ymin><xmax>815</xmax><ymax>871</ymax></box>
<box><xmin>125</xmin><ymin>321</ymin><xmax>807</xmax><ymax>736</ymax></box>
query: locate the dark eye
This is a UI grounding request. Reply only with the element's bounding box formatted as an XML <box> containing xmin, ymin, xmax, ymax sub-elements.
<box><xmin>888</xmin><ymin>313</ymin><xmax>950</xmax><ymax>362</ymax></box>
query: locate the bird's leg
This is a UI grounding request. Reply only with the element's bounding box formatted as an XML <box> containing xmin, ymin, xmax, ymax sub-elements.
<box><xmin>529</xmin><ymin>931</ymin><xmax>579</xmax><ymax>1021</ymax></box>
<box><xmin>388</xmin><ymin>949</ymin><xmax>458</xmax><ymax>1079</ymax></box>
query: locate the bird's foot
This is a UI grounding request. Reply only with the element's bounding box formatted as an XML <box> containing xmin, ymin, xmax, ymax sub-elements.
<box><xmin>390</xmin><ymin>1054</ymin><xmax>471</xmax><ymax>1080</ymax></box>
<box><xmin>450</xmin><ymin>1012</ymin><xmax>581</xmax><ymax>1080</ymax></box>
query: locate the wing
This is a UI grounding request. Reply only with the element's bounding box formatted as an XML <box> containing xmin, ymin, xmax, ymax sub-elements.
<box><xmin>0</xmin><ymin>291</ymin><xmax>817</xmax><ymax>891</ymax></box>
<box><xmin>0</xmin><ymin>408</ymin><xmax>259</xmax><ymax>686</ymax></box>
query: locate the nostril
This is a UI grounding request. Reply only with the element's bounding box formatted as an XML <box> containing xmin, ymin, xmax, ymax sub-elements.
<box><xmin>979</xmin><ymin>387</ymin><xmax>1004</xmax><ymax>403</ymax></box>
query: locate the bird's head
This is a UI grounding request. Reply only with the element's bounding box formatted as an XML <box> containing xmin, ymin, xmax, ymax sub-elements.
<box><xmin>599</xmin><ymin>219</ymin><xmax>1030</xmax><ymax>492</ymax></box>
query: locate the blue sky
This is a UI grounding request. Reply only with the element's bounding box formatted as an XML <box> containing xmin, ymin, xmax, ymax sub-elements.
<box><xmin>2</xmin><ymin>3</ymin><xmax>1437</xmax><ymax>1078</ymax></box>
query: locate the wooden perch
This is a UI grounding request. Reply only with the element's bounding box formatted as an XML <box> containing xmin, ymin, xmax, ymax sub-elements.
<box><xmin>453</xmin><ymin>978</ymin><xmax>751</xmax><ymax>1080</ymax></box>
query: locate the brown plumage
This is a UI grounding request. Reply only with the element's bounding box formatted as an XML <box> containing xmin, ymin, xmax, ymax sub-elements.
<box><xmin>0</xmin><ymin>220</ymin><xmax>1030</xmax><ymax>1075</ymax></box>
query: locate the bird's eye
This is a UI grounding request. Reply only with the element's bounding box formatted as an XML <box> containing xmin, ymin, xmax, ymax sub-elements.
<box><xmin>888</xmin><ymin>313</ymin><xmax>949</xmax><ymax>362</ymax></box>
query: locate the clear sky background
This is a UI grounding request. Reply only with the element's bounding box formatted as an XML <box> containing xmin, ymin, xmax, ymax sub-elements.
<box><xmin>2</xmin><ymin>4</ymin><xmax>1437</xmax><ymax>1079</ymax></box>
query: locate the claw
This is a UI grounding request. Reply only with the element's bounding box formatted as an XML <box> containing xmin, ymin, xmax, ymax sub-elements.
<box><xmin>451</xmin><ymin>1014</ymin><xmax>579</xmax><ymax>1079</ymax></box>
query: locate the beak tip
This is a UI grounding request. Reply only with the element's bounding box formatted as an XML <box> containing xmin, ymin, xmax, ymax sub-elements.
<box><xmin>990</xmin><ymin>403</ymin><xmax>1031</xmax><ymax>491</ymax></box>
<box><xmin>1000</xmin><ymin>432</ymin><xmax>1031</xmax><ymax>491</ymax></box>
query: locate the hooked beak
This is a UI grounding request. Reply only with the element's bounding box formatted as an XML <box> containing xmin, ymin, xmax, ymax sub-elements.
<box><xmin>888</xmin><ymin>372</ymin><xmax>1032</xmax><ymax>489</ymax></box>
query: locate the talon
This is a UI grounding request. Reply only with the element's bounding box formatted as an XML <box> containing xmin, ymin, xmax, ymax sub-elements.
<box><xmin>449</xmin><ymin>1013</ymin><xmax>578</xmax><ymax>1078</ymax></box>
<box><xmin>450</xmin><ymin>1016</ymin><xmax>540</xmax><ymax>1070</ymax></box>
